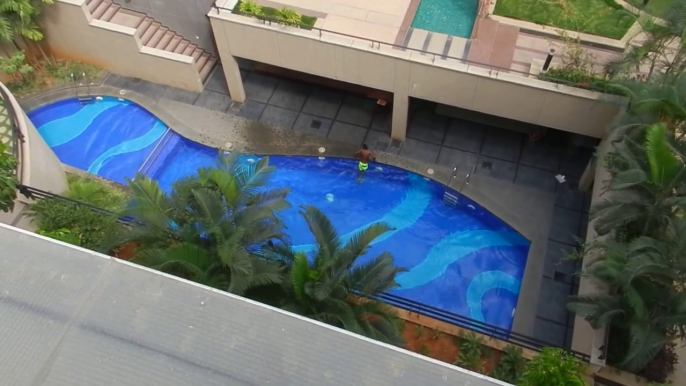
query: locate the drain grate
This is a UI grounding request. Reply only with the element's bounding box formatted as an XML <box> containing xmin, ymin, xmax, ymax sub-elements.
<box><xmin>310</xmin><ymin>120</ymin><xmax>322</xmax><ymax>129</ymax></box>
<box><xmin>553</xmin><ymin>271</ymin><xmax>566</xmax><ymax>283</ymax></box>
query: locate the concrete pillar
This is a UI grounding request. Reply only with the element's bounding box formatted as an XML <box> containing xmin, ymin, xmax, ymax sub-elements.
<box><xmin>391</xmin><ymin>92</ymin><xmax>408</xmax><ymax>141</ymax></box>
<box><xmin>222</xmin><ymin>55</ymin><xmax>246</xmax><ymax>103</ymax></box>
<box><xmin>209</xmin><ymin>16</ymin><xmax>245</xmax><ymax>103</ymax></box>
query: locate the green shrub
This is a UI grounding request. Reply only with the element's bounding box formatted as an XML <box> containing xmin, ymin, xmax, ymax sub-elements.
<box><xmin>0</xmin><ymin>142</ymin><xmax>18</xmax><ymax>213</ymax></box>
<box><xmin>539</xmin><ymin>68</ymin><xmax>624</xmax><ymax>95</ymax></box>
<box><xmin>519</xmin><ymin>348</ymin><xmax>586</xmax><ymax>386</ymax></box>
<box><xmin>237</xmin><ymin>0</ymin><xmax>264</xmax><ymax>17</ymax></box>
<box><xmin>0</xmin><ymin>52</ymin><xmax>34</xmax><ymax>82</ymax></box>
<box><xmin>491</xmin><ymin>345</ymin><xmax>527</xmax><ymax>384</ymax></box>
<box><xmin>454</xmin><ymin>332</ymin><xmax>485</xmax><ymax>373</ymax></box>
<box><xmin>277</xmin><ymin>8</ymin><xmax>302</xmax><ymax>27</ymax></box>
<box><xmin>27</xmin><ymin>174</ymin><xmax>127</xmax><ymax>250</ymax></box>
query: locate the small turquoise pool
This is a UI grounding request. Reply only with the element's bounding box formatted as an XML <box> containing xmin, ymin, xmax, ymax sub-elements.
<box><xmin>28</xmin><ymin>97</ymin><xmax>531</xmax><ymax>331</ymax></box>
<box><xmin>412</xmin><ymin>0</ymin><xmax>478</xmax><ymax>38</ymax></box>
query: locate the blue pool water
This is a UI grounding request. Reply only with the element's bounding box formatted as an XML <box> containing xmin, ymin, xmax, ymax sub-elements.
<box><xmin>29</xmin><ymin>98</ymin><xmax>530</xmax><ymax>331</ymax></box>
<box><xmin>412</xmin><ymin>0</ymin><xmax>478</xmax><ymax>38</ymax></box>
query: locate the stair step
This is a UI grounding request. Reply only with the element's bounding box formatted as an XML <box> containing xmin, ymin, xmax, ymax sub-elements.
<box><xmin>196</xmin><ymin>52</ymin><xmax>209</xmax><ymax>69</ymax></box>
<box><xmin>146</xmin><ymin>26</ymin><xmax>167</xmax><ymax>47</ymax></box>
<box><xmin>101</xmin><ymin>4</ymin><xmax>120</xmax><ymax>22</ymax></box>
<box><xmin>191</xmin><ymin>48</ymin><xmax>202</xmax><ymax>62</ymax></box>
<box><xmin>164</xmin><ymin>35</ymin><xmax>182</xmax><ymax>52</ymax></box>
<box><xmin>92</xmin><ymin>0</ymin><xmax>112</xmax><ymax>19</ymax></box>
<box><xmin>155</xmin><ymin>31</ymin><xmax>174</xmax><ymax>49</ymax></box>
<box><xmin>182</xmin><ymin>44</ymin><xmax>197</xmax><ymax>56</ymax></box>
<box><xmin>136</xmin><ymin>17</ymin><xmax>152</xmax><ymax>37</ymax></box>
<box><xmin>140</xmin><ymin>22</ymin><xmax>160</xmax><ymax>45</ymax></box>
<box><xmin>200</xmin><ymin>57</ymin><xmax>217</xmax><ymax>82</ymax></box>
<box><xmin>174</xmin><ymin>40</ymin><xmax>189</xmax><ymax>54</ymax></box>
<box><xmin>87</xmin><ymin>0</ymin><xmax>103</xmax><ymax>13</ymax></box>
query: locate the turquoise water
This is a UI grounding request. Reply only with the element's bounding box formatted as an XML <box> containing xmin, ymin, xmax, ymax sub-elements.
<box><xmin>412</xmin><ymin>0</ymin><xmax>478</xmax><ymax>38</ymax></box>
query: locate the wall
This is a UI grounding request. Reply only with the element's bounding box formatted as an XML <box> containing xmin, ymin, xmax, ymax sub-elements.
<box><xmin>209</xmin><ymin>10</ymin><xmax>624</xmax><ymax>138</ymax></box>
<box><xmin>110</xmin><ymin>0</ymin><xmax>217</xmax><ymax>55</ymax></box>
<box><xmin>0</xmin><ymin>83</ymin><xmax>68</xmax><ymax>231</ymax></box>
<box><xmin>42</xmin><ymin>0</ymin><xmax>205</xmax><ymax>92</ymax></box>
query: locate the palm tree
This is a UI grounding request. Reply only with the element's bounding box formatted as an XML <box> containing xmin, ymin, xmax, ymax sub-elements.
<box><xmin>568</xmin><ymin>219</ymin><xmax>686</xmax><ymax>372</ymax></box>
<box><xmin>0</xmin><ymin>0</ymin><xmax>53</xmax><ymax>44</ymax></box>
<box><xmin>268</xmin><ymin>206</ymin><xmax>407</xmax><ymax>344</ymax></box>
<box><xmin>107</xmin><ymin>153</ymin><xmax>291</xmax><ymax>296</ymax></box>
<box><xmin>591</xmin><ymin>123</ymin><xmax>686</xmax><ymax>237</ymax></box>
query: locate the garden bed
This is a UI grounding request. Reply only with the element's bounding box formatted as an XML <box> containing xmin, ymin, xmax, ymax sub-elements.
<box><xmin>4</xmin><ymin>58</ymin><xmax>102</xmax><ymax>97</ymax></box>
<box><xmin>493</xmin><ymin>0</ymin><xmax>634</xmax><ymax>39</ymax></box>
<box><xmin>232</xmin><ymin>1</ymin><xmax>317</xmax><ymax>30</ymax></box>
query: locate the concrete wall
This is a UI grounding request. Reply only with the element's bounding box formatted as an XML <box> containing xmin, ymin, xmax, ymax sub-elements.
<box><xmin>0</xmin><ymin>83</ymin><xmax>68</xmax><ymax>231</ymax></box>
<box><xmin>111</xmin><ymin>0</ymin><xmax>217</xmax><ymax>55</ymax></box>
<box><xmin>209</xmin><ymin>10</ymin><xmax>624</xmax><ymax>139</ymax></box>
<box><xmin>42</xmin><ymin>0</ymin><xmax>205</xmax><ymax>92</ymax></box>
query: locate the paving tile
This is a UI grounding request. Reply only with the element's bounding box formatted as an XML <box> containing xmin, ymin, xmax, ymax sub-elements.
<box><xmin>259</xmin><ymin>105</ymin><xmax>298</xmax><ymax>129</ymax></box>
<box><xmin>520</xmin><ymin>140</ymin><xmax>562</xmax><ymax>172</ymax></box>
<box><xmin>533</xmin><ymin>317</ymin><xmax>567</xmax><ymax>347</ymax></box>
<box><xmin>371</xmin><ymin>111</ymin><xmax>391</xmax><ymax>132</ymax></box>
<box><xmin>515</xmin><ymin>165</ymin><xmax>557</xmax><ymax>192</ymax></box>
<box><xmin>227</xmin><ymin>100</ymin><xmax>266</xmax><ymax>121</ymax></box>
<box><xmin>327</xmin><ymin>122</ymin><xmax>369</xmax><ymax>146</ymax></box>
<box><xmin>436</xmin><ymin>147</ymin><xmax>479</xmax><ymax>172</ymax></box>
<box><xmin>193</xmin><ymin>89</ymin><xmax>230</xmax><ymax>112</ymax></box>
<box><xmin>550</xmin><ymin>207</ymin><xmax>583</xmax><ymax>245</ymax></box>
<box><xmin>475</xmin><ymin>155</ymin><xmax>517</xmax><ymax>182</ymax></box>
<box><xmin>555</xmin><ymin>179</ymin><xmax>585</xmax><ymax>211</ymax></box>
<box><xmin>544</xmin><ymin>240</ymin><xmax>577</xmax><ymax>284</ymax></box>
<box><xmin>160</xmin><ymin>87</ymin><xmax>199</xmax><ymax>105</ymax></box>
<box><xmin>301</xmin><ymin>87</ymin><xmax>344</xmax><ymax>119</ymax></box>
<box><xmin>244</xmin><ymin>72</ymin><xmax>279</xmax><ymax>103</ymax></box>
<box><xmin>480</xmin><ymin>127</ymin><xmax>524</xmax><ymax>162</ymax></box>
<box><xmin>205</xmin><ymin>65</ymin><xmax>229</xmax><ymax>95</ymax></box>
<box><xmin>335</xmin><ymin>95</ymin><xmax>375</xmax><ymax>127</ymax></box>
<box><xmin>398</xmin><ymin>138</ymin><xmax>440</xmax><ymax>165</ymax></box>
<box><xmin>293</xmin><ymin>113</ymin><xmax>333</xmax><ymax>138</ymax></box>
<box><xmin>268</xmin><ymin>80</ymin><xmax>311</xmax><ymax>111</ymax></box>
<box><xmin>537</xmin><ymin>277</ymin><xmax>573</xmax><ymax>325</ymax></box>
<box><xmin>129</xmin><ymin>80</ymin><xmax>168</xmax><ymax>100</ymax></box>
<box><xmin>363</xmin><ymin>130</ymin><xmax>394</xmax><ymax>153</ymax></box>
<box><xmin>406</xmin><ymin>110</ymin><xmax>448</xmax><ymax>145</ymax></box>
<box><xmin>443</xmin><ymin>119</ymin><xmax>486</xmax><ymax>153</ymax></box>
<box><xmin>559</xmin><ymin>144</ymin><xmax>594</xmax><ymax>178</ymax></box>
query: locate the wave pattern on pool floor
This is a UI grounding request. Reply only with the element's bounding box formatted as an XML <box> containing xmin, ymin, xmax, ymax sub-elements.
<box><xmin>29</xmin><ymin>97</ymin><xmax>167</xmax><ymax>184</ymax></box>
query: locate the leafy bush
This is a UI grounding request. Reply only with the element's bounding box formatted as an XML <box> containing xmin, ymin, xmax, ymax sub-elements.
<box><xmin>540</xmin><ymin>68</ymin><xmax>624</xmax><ymax>95</ymax></box>
<box><xmin>454</xmin><ymin>332</ymin><xmax>485</xmax><ymax>373</ymax></box>
<box><xmin>638</xmin><ymin>342</ymin><xmax>679</xmax><ymax>384</ymax></box>
<box><xmin>27</xmin><ymin>174</ymin><xmax>127</xmax><ymax>250</ymax></box>
<box><xmin>519</xmin><ymin>348</ymin><xmax>586</xmax><ymax>386</ymax></box>
<box><xmin>237</xmin><ymin>0</ymin><xmax>264</xmax><ymax>17</ymax></box>
<box><xmin>0</xmin><ymin>142</ymin><xmax>18</xmax><ymax>213</ymax></box>
<box><xmin>0</xmin><ymin>52</ymin><xmax>34</xmax><ymax>82</ymax></box>
<box><xmin>277</xmin><ymin>8</ymin><xmax>302</xmax><ymax>27</ymax></box>
<box><xmin>492</xmin><ymin>345</ymin><xmax>527</xmax><ymax>384</ymax></box>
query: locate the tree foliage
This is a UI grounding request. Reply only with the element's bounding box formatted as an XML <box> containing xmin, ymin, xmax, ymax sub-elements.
<box><xmin>0</xmin><ymin>0</ymin><xmax>53</xmax><ymax>43</ymax></box>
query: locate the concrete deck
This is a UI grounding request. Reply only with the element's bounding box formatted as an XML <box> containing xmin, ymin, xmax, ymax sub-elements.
<box><xmin>20</xmin><ymin>67</ymin><xmax>596</xmax><ymax>348</ymax></box>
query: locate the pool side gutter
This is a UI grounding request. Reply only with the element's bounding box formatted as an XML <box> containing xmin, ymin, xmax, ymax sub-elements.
<box><xmin>21</xmin><ymin>84</ymin><xmax>554</xmax><ymax>338</ymax></box>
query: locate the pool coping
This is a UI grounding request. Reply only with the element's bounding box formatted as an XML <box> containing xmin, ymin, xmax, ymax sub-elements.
<box><xmin>21</xmin><ymin>83</ymin><xmax>553</xmax><ymax>338</ymax></box>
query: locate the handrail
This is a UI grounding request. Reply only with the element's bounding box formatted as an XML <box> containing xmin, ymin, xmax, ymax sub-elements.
<box><xmin>211</xmin><ymin>5</ymin><xmax>620</xmax><ymax>95</ymax></box>
<box><xmin>0</xmin><ymin>84</ymin><xmax>25</xmax><ymax>183</ymax></box>
<box><xmin>17</xmin><ymin>181</ymin><xmax>590</xmax><ymax>362</ymax></box>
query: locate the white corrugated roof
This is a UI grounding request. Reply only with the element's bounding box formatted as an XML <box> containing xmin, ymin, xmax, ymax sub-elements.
<box><xmin>0</xmin><ymin>223</ymin><xmax>510</xmax><ymax>386</ymax></box>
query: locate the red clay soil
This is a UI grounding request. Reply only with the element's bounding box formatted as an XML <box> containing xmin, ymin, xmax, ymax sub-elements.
<box><xmin>402</xmin><ymin>320</ymin><xmax>501</xmax><ymax>374</ymax></box>
<box><xmin>113</xmin><ymin>242</ymin><xmax>138</xmax><ymax>260</ymax></box>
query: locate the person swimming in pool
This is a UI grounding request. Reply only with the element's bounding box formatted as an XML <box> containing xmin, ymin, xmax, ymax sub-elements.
<box><xmin>354</xmin><ymin>144</ymin><xmax>375</xmax><ymax>182</ymax></box>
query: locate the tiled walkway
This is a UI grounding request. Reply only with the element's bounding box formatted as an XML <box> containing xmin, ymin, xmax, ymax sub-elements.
<box><xmin>104</xmin><ymin>67</ymin><xmax>595</xmax><ymax>348</ymax></box>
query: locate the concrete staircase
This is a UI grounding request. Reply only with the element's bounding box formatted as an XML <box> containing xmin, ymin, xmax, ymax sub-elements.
<box><xmin>85</xmin><ymin>0</ymin><xmax>217</xmax><ymax>83</ymax></box>
<box><xmin>403</xmin><ymin>28</ymin><xmax>470</xmax><ymax>61</ymax></box>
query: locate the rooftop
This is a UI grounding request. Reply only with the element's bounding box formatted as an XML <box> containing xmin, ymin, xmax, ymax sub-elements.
<box><xmin>0</xmin><ymin>223</ymin><xmax>509</xmax><ymax>385</ymax></box>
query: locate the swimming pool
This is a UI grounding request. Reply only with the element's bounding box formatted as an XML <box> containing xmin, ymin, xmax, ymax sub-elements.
<box><xmin>412</xmin><ymin>0</ymin><xmax>478</xmax><ymax>38</ymax></box>
<box><xmin>29</xmin><ymin>98</ymin><xmax>530</xmax><ymax>331</ymax></box>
